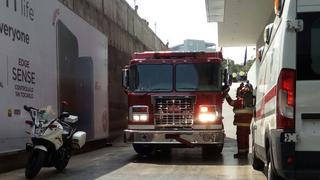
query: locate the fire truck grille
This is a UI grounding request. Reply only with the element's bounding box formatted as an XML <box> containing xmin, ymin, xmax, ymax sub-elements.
<box><xmin>154</xmin><ymin>97</ymin><xmax>194</xmax><ymax>128</ymax></box>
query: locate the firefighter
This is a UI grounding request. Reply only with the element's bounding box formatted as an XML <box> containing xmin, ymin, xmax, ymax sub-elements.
<box><xmin>245</xmin><ymin>80</ymin><xmax>253</xmax><ymax>92</ymax></box>
<box><xmin>223</xmin><ymin>86</ymin><xmax>253</xmax><ymax>158</ymax></box>
<box><xmin>236</xmin><ymin>82</ymin><xmax>244</xmax><ymax>98</ymax></box>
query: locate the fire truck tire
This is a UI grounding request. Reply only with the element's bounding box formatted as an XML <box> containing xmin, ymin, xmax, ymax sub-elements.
<box><xmin>133</xmin><ymin>144</ymin><xmax>154</xmax><ymax>156</ymax></box>
<box><xmin>155</xmin><ymin>147</ymin><xmax>172</xmax><ymax>156</ymax></box>
<box><xmin>202</xmin><ymin>144</ymin><xmax>223</xmax><ymax>156</ymax></box>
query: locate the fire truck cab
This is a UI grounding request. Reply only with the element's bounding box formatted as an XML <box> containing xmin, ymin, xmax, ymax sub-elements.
<box><xmin>122</xmin><ymin>51</ymin><xmax>229</xmax><ymax>156</ymax></box>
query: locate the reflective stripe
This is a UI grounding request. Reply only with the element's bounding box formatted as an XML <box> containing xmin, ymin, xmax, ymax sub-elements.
<box><xmin>238</xmin><ymin>148</ymin><xmax>249</xmax><ymax>153</ymax></box>
<box><xmin>234</xmin><ymin>108</ymin><xmax>253</xmax><ymax>114</ymax></box>
<box><xmin>235</xmin><ymin>123</ymin><xmax>251</xmax><ymax>127</ymax></box>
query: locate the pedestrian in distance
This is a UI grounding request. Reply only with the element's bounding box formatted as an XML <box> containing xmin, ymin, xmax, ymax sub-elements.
<box><xmin>223</xmin><ymin>86</ymin><xmax>254</xmax><ymax>158</ymax></box>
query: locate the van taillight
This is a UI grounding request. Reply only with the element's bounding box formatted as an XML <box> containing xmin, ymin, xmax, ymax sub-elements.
<box><xmin>276</xmin><ymin>68</ymin><xmax>295</xmax><ymax>129</ymax></box>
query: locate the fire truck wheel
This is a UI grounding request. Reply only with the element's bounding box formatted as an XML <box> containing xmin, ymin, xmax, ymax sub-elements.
<box><xmin>133</xmin><ymin>144</ymin><xmax>154</xmax><ymax>156</ymax></box>
<box><xmin>202</xmin><ymin>144</ymin><xmax>223</xmax><ymax>157</ymax></box>
<box><xmin>155</xmin><ymin>147</ymin><xmax>172</xmax><ymax>156</ymax></box>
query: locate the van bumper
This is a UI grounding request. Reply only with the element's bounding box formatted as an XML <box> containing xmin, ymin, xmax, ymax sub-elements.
<box><xmin>124</xmin><ymin>129</ymin><xmax>225</xmax><ymax>145</ymax></box>
<box><xmin>281</xmin><ymin>170</ymin><xmax>320</xmax><ymax>180</ymax></box>
<box><xmin>270</xmin><ymin>129</ymin><xmax>320</xmax><ymax>180</ymax></box>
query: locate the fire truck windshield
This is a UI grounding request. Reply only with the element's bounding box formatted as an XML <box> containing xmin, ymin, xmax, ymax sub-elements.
<box><xmin>129</xmin><ymin>63</ymin><xmax>221</xmax><ymax>92</ymax></box>
<box><xmin>129</xmin><ymin>64</ymin><xmax>173</xmax><ymax>92</ymax></box>
<box><xmin>176</xmin><ymin>63</ymin><xmax>221</xmax><ymax>91</ymax></box>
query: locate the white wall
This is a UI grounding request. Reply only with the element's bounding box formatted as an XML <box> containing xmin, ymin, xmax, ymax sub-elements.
<box><xmin>0</xmin><ymin>0</ymin><xmax>108</xmax><ymax>153</ymax></box>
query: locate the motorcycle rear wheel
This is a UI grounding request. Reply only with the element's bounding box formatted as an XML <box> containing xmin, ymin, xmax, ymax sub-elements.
<box><xmin>25</xmin><ymin>149</ymin><xmax>47</xmax><ymax>179</ymax></box>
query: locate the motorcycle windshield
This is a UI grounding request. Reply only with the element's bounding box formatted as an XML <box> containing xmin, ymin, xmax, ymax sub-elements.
<box><xmin>37</xmin><ymin>106</ymin><xmax>56</xmax><ymax>124</ymax></box>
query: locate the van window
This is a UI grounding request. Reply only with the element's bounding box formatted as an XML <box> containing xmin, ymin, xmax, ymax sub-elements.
<box><xmin>297</xmin><ymin>12</ymin><xmax>320</xmax><ymax>80</ymax></box>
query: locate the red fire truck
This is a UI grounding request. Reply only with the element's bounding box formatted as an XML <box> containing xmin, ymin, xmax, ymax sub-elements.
<box><xmin>122</xmin><ymin>51</ymin><xmax>230</xmax><ymax>156</ymax></box>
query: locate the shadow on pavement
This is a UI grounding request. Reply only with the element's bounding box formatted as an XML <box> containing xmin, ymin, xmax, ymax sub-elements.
<box><xmin>0</xmin><ymin>145</ymin><xmax>136</xmax><ymax>180</ymax></box>
<box><xmin>132</xmin><ymin>137</ymin><xmax>253</xmax><ymax>166</ymax></box>
<box><xmin>0</xmin><ymin>136</ymin><xmax>259</xmax><ymax>180</ymax></box>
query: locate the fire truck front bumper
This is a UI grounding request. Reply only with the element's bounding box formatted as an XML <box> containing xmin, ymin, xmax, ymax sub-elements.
<box><xmin>124</xmin><ymin>129</ymin><xmax>225</xmax><ymax>145</ymax></box>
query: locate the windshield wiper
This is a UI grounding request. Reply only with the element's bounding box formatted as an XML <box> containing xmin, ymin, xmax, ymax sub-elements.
<box><xmin>151</xmin><ymin>88</ymin><xmax>170</xmax><ymax>91</ymax></box>
<box><xmin>177</xmin><ymin>87</ymin><xmax>198</xmax><ymax>90</ymax></box>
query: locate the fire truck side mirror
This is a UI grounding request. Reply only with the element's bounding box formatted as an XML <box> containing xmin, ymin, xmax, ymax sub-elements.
<box><xmin>122</xmin><ymin>68</ymin><xmax>129</xmax><ymax>92</ymax></box>
<box><xmin>228</xmin><ymin>74</ymin><xmax>233</xmax><ymax>86</ymax></box>
<box><xmin>223</xmin><ymin>69</ymin><xmax>231</xmax><ymax>86</ymax></box>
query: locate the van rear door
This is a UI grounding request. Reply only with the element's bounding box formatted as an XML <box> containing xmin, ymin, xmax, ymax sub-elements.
<box><xmin>296</xmin><ymin>5</ymin><xmax>320</xmax><ymax>151</ymax></box>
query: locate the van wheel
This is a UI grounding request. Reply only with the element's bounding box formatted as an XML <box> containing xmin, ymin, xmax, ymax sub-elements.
<box><xmin>267</xmin><ymin>149</ymin><xmax>283</xmax><ymax>180</ymax></box>
<box><xmin>252</xmin><ymin>145</ymin><xmax>264</xmax><ymax>171</ymax></box>
<box><xmin>133</xmin><ymin>144</ymin><xmax>154</xmax><ymax>156</ymax></box>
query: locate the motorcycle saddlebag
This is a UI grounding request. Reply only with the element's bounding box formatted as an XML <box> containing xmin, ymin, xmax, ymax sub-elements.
<box><xmin>72</xmin><ymin>131</ymin><xmax>86</xmax><ymax>149</ymax></box>
<box><xmin>65</xmin><ymin>115</ymin><xmax>78</xmax><ymax>123</ymax></box>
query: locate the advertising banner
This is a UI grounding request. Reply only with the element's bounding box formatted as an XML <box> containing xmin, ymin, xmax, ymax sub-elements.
<box><xmin>0</xmin><ymin>0</ymin><xmax>109</xmax><ymax>153</ymax></box>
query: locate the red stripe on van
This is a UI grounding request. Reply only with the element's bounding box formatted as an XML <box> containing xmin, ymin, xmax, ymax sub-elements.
<box><xmin>256</xmin><ymin>85</ymin><xmax>277</xmax><ymax>119</ymax></box>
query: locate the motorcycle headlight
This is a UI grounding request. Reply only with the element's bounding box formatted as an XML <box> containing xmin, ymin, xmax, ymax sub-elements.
<box><xmin>35</xmin><ymin>127</ymin><xmax>47</xmax><ymax>135</ymax></box>
<box><xmin>130</xmin><ymin>105</ymin><xmax>149</xmax><ymax>122</ymax></box>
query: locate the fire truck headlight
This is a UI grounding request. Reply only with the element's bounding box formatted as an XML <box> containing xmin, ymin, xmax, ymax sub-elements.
<box><xmin>139</xmin><ymin>114</ymin><xmax>148</xmax><ymax>122</ymax></box>
<box><xmin>198</xmin><ymin>105</ymin><xmax>218</xmax><ymax>123</ymax></box>
<box><xmin>132</xmin><ymin>114</ymin><xmax>149</xmax><ymax>122</ymax></box>
<box><xmin>133</xmin><ymin>115</ymin><xmax>140</xmax><ymax>121</ymax></box>
<box><xmin>198</xmin><ymin>112</ymin><xmax>218</xmax><ymax>123</ymax></box>
<box><xmin>130</xmin><ymin>105</ymin><xmax>149</xmax><ymax>122</ymax></box>
<box><xmin>200</xmin><ymin>106</ymin><xmax>209</xmax><ymax>113</ymax></box>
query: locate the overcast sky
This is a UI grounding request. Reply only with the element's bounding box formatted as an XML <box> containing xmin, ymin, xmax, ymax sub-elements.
<box><xmin>125</xmin><ymin>0</ymin><xmax>256</xmax><ymax>64</ymax></box>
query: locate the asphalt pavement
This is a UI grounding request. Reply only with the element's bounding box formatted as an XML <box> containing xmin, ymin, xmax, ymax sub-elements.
<box><xmin>0</xmin><ymin>82</ymin><xmax>266</xmax><ymax>180</ymax></box>
<box><xmin>0</xmin><ymin>138</ymin><xmax>266</xmax><ymax>180</ymax></box>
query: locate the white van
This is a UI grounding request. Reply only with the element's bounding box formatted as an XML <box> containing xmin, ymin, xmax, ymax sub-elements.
<box><xmin>251</xmin><ymin>0</ymin><xmax>320</xmax><ymax>179</ymax></box>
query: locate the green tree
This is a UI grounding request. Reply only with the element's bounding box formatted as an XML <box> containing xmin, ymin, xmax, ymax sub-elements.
<box><xmin>222</xmin><ymin>58</ymin><xmax>255</xmax><ymax>75</ymax></box>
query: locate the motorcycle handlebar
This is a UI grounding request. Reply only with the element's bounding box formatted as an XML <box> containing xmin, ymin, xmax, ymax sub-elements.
<box><xmin>23</xmin><ymin>105</ymin><xmax>31</xmax><ymax>112</ymax></box>
<box><xmin>23</xmin><ymin>105</ymin><xmax>38</xmax><ymax>112</ymax></box>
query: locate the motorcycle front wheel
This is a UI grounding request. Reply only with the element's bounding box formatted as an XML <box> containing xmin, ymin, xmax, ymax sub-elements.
<box><xmin>25</xmin><ymin>149</ymin><xmax>47</xmax><ymax>179</ymax></box>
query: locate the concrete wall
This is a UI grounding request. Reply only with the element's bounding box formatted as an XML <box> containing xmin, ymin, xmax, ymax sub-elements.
<box><xmin>59</xmin><ymin>0</ymin><xmax>168</xmax><ymax>137</ymax></box>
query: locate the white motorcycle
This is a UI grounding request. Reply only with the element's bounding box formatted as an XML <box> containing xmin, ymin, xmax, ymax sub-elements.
<box><xmin>24</xmin><ymin>103</ymin><xmax>86</xmax><ymax>179</ymax></box>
